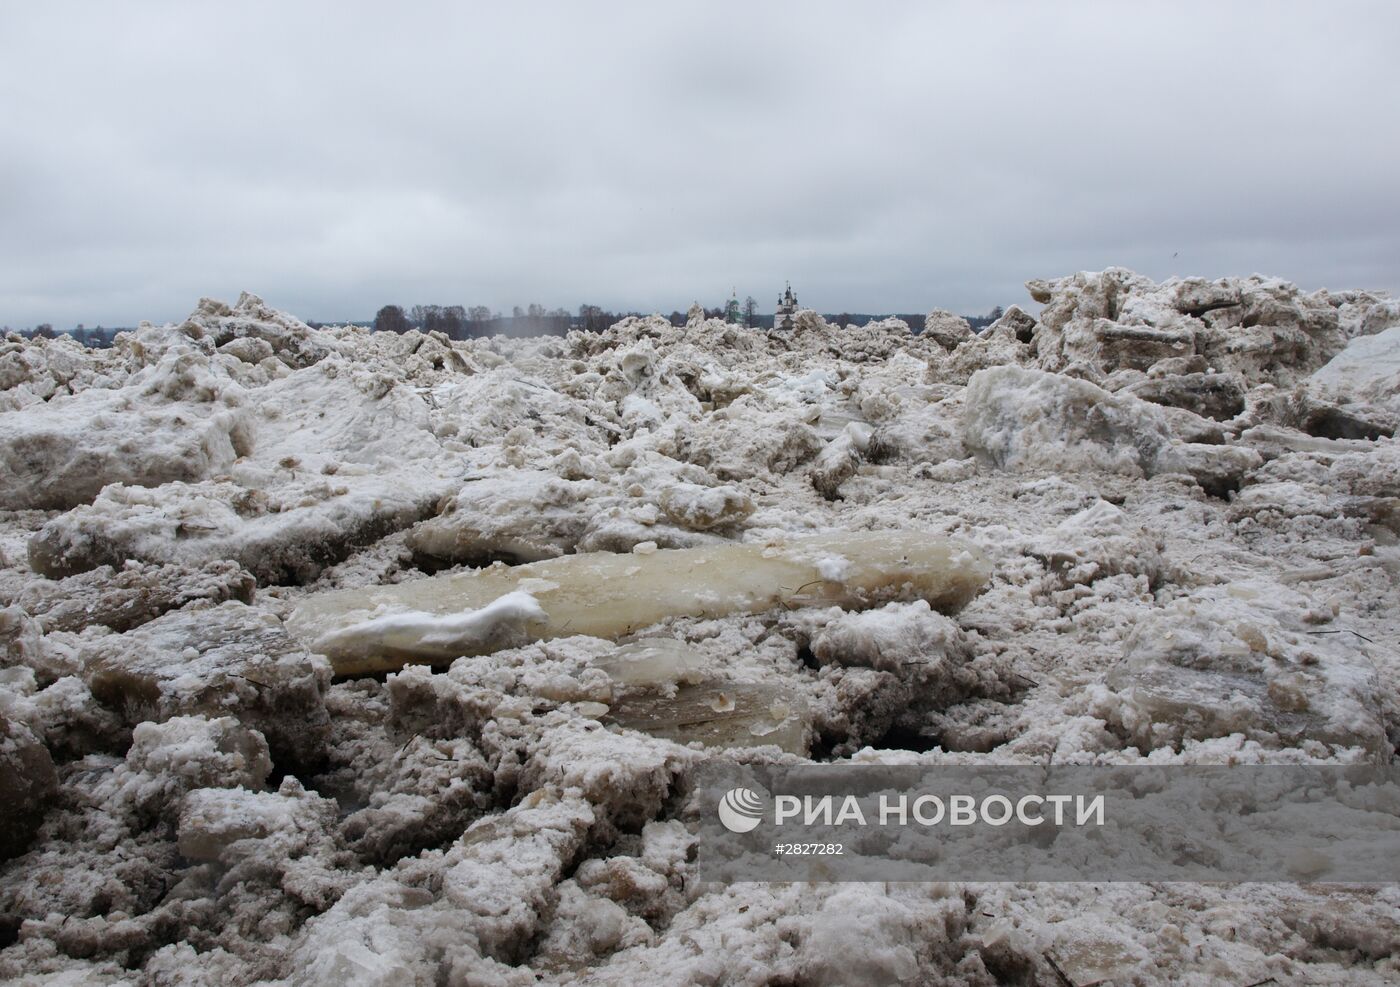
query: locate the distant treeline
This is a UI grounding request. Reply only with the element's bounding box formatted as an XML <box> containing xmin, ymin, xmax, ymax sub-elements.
<box><xmin>371</xmin><ymin>302</ymin><xmax>1008</xmax><ymax>339</ymax></box>
<box><xmin>5</xmin><ymin>303</ymin><xmax>1007</xmax><ymax>347</ymax></box>
<box><xmin>4</xmin><ymin>324</ymin><xmax>120</xmax><ymax>347</ymax></box>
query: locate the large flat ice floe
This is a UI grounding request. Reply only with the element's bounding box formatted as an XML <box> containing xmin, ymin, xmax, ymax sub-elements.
<box><xmin>289</xmin><ymin>532</ymin><xmax>990</xmax><ymax>674</ymax></box>
<box><xmin>2</xmin><ymin>272</ymin><xmax>1400</xmax><ymax>985</ymax></box>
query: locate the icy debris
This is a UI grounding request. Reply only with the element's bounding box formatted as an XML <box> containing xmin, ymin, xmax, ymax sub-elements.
<box><xmin>657</xmin><ymin>481</ymin><xmax>754</xmax><ymax>530</ymax></box>
<box><xmin>0</xmin><ymin>712</ymin><xmax>58</xmax><ymax>859</ymax></box>
<box><xmin>408</xmin><ymin>471</ymin><xmax>605</xmax><ymax>565</ymax></box>
<box><xmin>0</xmin><ymin>559</ymin><xmax>254</xmax><ymax>633</ymax></box>
<box><xmin>4</xmin><ymin>274</ymin><xmax>1400</xmax><ymax>982</ymax></box>
<box><xmin>922</xmin><ymin>309</ymin><xmax>974</xmax><ymax>351</ymax></box>
<box><xmin>1121</xmin><ymin>371</ymin><xmax>1246</xmax><ymax>421</ymax></box>
<box><xmin>595</xmin><ymin>638</ymin><xmax>708</xmax><ymax>689</ymax></box>
<box><xmin>288</xmin><ymin>532</ymin><xmax>991</xmax><ymax>675</ymax></box>
<box><xmin>1311</xmin><ymin>325</ymin><xmax>1400</xmax><ymax>412</ymax></box>
<box><xmin>180</xmin><ymin>291</ymin><xmax>333</xmax><ymax>370</ymax></box>
<box><xmin>177</xmin><ymin>780</ymin><xmax>338</xmax><ymax>866</ymax></box>
<box><xmin>517</xmin><ymin>716</ymin><xmax>702</xmax><ymax>822</ymax></box>
<box><xmin>1332</xmin><ymin>290</ymin><xmax>1400</xmax><ymax>339</ymax></box>
<box><xmin>0</xmin><ymin>386</ymin><xmax>251</xmax><ymax>510</ymax></box>
<box><xmin>407</xmin><ymin>468</ymin><xmax>750</xmax><ymax>569</ymax></box>
<box><xmin>670</xmin><ymin>405</ymin><xmax>824</xmax><ymax>480</ymax></box>
<box><xmin>81</xmin><ymin>601</ymin><xmax>330</xmax><ymax>766</ymax></box>
<box><xmin>812</xmin><ymin>599</ymin><xmax>966</xmax><ymax>675</ymax></box>
<box><xmin>26</xmin><ymin>346</ymin><xmax>459</xmax><ymax>582</ymax></box>
<box><xmin>797</xmin><ymin>599</ymin><xmax>1002</xmax><ymax>754</ymax></box>
<box><xmin>124</xmin><ymin>714</ymin><xmax>272</xmax><ymax>799</ymax></box>
<box><xmin>808</xmin><ymin>421</ymin><xmax>874</xmax><ymax>500</ymax></box>
<box><xmin>1227</xmin><ymin>478</ymin><xmax>1400</xmax><ymax>538</ymax></box>
<box><xmin>335</xmin><ymin>733</ymin><xmax>496</xmax><ymax>865</ymax></box>
<box><xmin>1104</xmin><ymin>581</ymin><xmax>1387</xmax><ymax>756</ymax></box>
<box><xmin>29</xmin><ymin>475</ymin><xmax>448</xmax><ymax>584</ymax></box>
<box><xmin>0</xmin><ymin>331</ymin><xmax>113</xmax><ymax>410</ymax></box>
<box><xmin>0</xmin><ymin>605</ymin><xmax>47</xmax><ymax>673</ymax></box>
<box><xmin>963</xmin><ymin>366</ymin><xmax>1175</xmax><ymax>475</ymax></box>
<box><xmin>532</xmin><ymin>880</ymin><xmax>652</xmax><ymax>966</ymax></box>
<box><xmin>1023</xmin><ymin>269</ymin><xmax>1348</xmax><ymax>386</ymax></box>
<box><xmin>1235</xmin><ymin>422</ymin><xmax>1381</xmax><ymax>460</ymax></box>
<box><xmin>294</xmin><ymin>788</ymin><xmax>594</xmax><ymax>978</ymax></box>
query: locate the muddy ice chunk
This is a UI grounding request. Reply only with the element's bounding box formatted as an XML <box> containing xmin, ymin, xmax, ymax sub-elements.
<box><xmin>1105</xmin><ymin>581</ymin><xmax>1386</xmax><ymax>756</ymax></box>
<box><xmin>657</xmin><ymin>482</ymin><xmax>754</xmax><ymax>531</ymax></box>
<box><xmin>1160</xmin><ymin>443</ymin><xmax>1264</xmax><ymax>498</ymax></box>
<box><xmin>808</xmin><ymin>422</ymin><xmax>873</xmax><ymax>500</ymax></box>
<box><xmin>1310</xmin><ymin>324</ymin><xmax>1400</xmax><ymax>413</ymax></box>
<box><xmin>803</xmin><ymin>600</ymin><xmax>990</xmax><ymax>753</ymax></box>
<box><xmin>1</xmin><ymin>605</ymin><xmax>47</xmax><ymax>672</ymax></box>
<box><xmin>177</xmin><ymin>780</ymin><xmax>336</xmax><ymax>865</ymax></box>
<box><xmin>407</xmin><ymin>471</ymin><xmax>606</xmax><ymax>565</ymax></box>
<box><xmin>519</xmin><ymin>716</ymin><xmax>702</xmax><ymax>824</ymax></box>
<box><xmin>29</xmin><ymin>476</ymin><xmax>446</xmax><ymax>584</ymax></box>
<box><xmin>437</xmin><ymin>789</ymin><xmax>596</xmax><ymax>961</ymax></box>
<box><xmin>15</xmin><ymin>675</ymin><xmax>127</xmax><ymax>760</ymax></box>
<box><xmin>963</xmin><ymin>365</ymin><xmax>1176</xmax><ymax>475</ymax></box>
<box><xmin>185</xmin><ymin>291</ymin><xmax>332</xmax><ymax>370</ymax></box>
<box><xmin>82</xmin><ymin>601</ymin><xmax>330</xmax><ymax>766</ymax></box>
<box><xmin>534</xmin><ymin>880</ymin><xmax>652</xmax><ymax>964</ymax></box>
<box><xmin>1122</xmin><ymin>372</ymin><xmax>1246</xmax><ymax>421</ymax></box>
<box><xmin>123</xmin><ymin>715</ymin><xmax>272</xmax><ymax>804</ymax></box>
<box><xmin>922</xmin><ymin>309</ymin><xmax>974</xmax><ymax>351</ymax></box>
<box><xmin>288</xmin><ymin>533</ymin><xmax>991</xmax><ymax>675</ymax></box>
<box><xmin>291</xmin><ymin>791</ymin><xmax>594</xmax><ymax>981</ymax></box>
<box><xmin>337</xmin><ymin>734</ymin><xmax>496</xmax><ymax>865</ymax></box>
<box><xmin>0</xmin><ymin>386</ymin><xmax>251</xmax><ymax>510</ymax></box>
<box><xmin>408</xmin><ymin>472</ymin><xmax>749</xmax><ymax>567</ymax></box>
<box><xmin>1227</xmin><ymin>479</ymin><xmax>1400</xmax><ymax>535</ymax></box>
<box><xmin>1029</xmin><ymin>499</ymin><xmax>1167</xmax><ymax>592</ymax></box>
<box><xmin>0</xmin><ymin>712</ymin><xmax>58</xmax><ymax>860</ymax></box>
<box><xmin>0</xmin><ymin>560</ymin><xmax>255</xmax><ymax>633</ymax></box>
<box><xmin>606</xmin><ymin>680</ymin><xmax>810</xmax><ymax>754</ymax></box>
<box><xmin>666</xmin><ymin>400</ymin><xmax>823</xmax><ymax>479</ymax></box>
<box><xmin>1026</xmin><ymin>269</ymin><xmax>1347</xmax><ymax>385</ymax></box>
<box><xmin>811</xmin><ymin>599</ymin><xmax>964</xmax><ymax>676</ymax></box>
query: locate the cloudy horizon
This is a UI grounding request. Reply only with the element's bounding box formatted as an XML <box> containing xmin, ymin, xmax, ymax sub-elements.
<box><xmin>2</xmin><ymin>1</ymin><xmax>1397</xmax><ymax>329</ymax></box>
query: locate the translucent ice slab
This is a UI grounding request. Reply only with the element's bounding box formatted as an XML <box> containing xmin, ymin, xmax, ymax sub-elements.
<box><xmin>287</xmin><ymin>532</ymin><xmax>990</xmax><ymax>676</ymax></box>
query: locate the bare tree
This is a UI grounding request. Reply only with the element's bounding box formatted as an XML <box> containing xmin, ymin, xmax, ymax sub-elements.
<box><xmin>375</xmin><ymin>303</ymin><xmax>408</xmax><ymax>334</ymax></box>
<box><xmin>743</xmin><ymin>296</ymin><xmax>758</xmax><ymax>327</ymax></box>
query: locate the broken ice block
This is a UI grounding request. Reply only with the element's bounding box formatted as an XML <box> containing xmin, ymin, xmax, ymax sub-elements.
<box><xmin>595</xmin><ymin>639</ymin><xmax>709</xmax><ymax>689</ymax></box>
<box><xmin>605</xmin><ymin>681</ymin><xmax>810</xmax><ymax>754</ymax></box>
<box><xmin>287</xmin><ymin>532</ymin><xmax>990</xmax><ymax>676</ymax></box>
<box><xmin>1105</xmin><ymin>582</ymin><xmax>1387</xmax><ymax>756</ymax></box>
<box><xmin>0</xmin><ymin>713</ymin><xmax>58</xmax><ymax>860</ymax></box>
<box><xmin>82</xmin><ymin>601</ymin><xmax>331</xmax><ymax>767</ymax></box>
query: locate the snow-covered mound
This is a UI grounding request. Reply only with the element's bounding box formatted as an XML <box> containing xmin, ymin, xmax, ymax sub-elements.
<box><xmin>2</xmin><ymin>272</ymin><xmax>1399</xmax><ymax>985</ymax></box>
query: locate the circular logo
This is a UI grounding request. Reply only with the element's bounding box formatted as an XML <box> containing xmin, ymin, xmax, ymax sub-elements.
<box><xmin>717</xmin><ymin>787</ymin><xmax>767</xmax><ymax>833</ymax></box>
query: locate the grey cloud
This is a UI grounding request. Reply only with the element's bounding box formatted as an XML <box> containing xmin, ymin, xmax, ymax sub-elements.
<box><xmin>1</xmin><ymin>1</ymin><xmax>1397</xmax><ymax>328</ymax></box>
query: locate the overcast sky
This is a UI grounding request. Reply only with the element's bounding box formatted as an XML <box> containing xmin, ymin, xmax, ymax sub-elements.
<box><xmin>2</xmin><ymin>2</ymin><xmax>1397</xmax><ymax>328</ymax></box>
